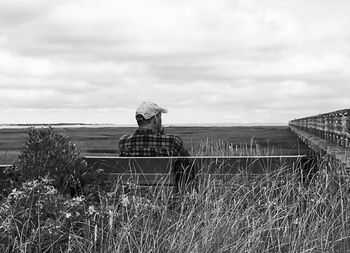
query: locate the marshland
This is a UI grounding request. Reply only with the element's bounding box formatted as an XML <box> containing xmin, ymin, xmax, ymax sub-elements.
<box><xmin>0</xmin><ymin>126</ymin><xmax>349</xmax><ymax>252</ymax></box>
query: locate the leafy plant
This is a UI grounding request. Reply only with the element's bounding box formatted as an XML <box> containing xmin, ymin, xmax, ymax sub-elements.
<box><xmin>5</xmin><ymin>127</ymin><xmax>102</xmax><ymax>196</ymax></box>
<box><xmin>0</xmin><ymin>176</ymin><xmax>105</xmax><ymax>252</ymax></box>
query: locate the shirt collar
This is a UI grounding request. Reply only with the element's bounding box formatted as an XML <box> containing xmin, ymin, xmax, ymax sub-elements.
<box><xmin>135</xmin><ymin>128</ymin><xmax>156</xmax><ymax>135</ymax></box>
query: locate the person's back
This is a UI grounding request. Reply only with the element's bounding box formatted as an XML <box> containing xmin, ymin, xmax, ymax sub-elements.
<box><xmin>119</xmin><ymin>128</ymin><xmax>189</xmax><ymax>157</ymax></box>
<box><xmin>119</xmin><ymin>101</ymin><xmax>193</xmax><ymax>194</ymax></box>
<box><xmin>119</xmin><ymin>102</ymin><xmax>190</xmax><ymax>157</ymax></box>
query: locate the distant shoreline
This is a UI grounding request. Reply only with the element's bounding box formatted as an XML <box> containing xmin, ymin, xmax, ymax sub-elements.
<box><xmin>0</xmin><ymin>123</ymin><xmax>94</xmax><ymax>126</ymax></box>
<box><xmin>0</xmin><ymin>124</ymin><xmax>121</xmax><ymax>129</ymax></box>
<box><xmin>0</xmin><ymin>123</ymin><xmax>287</xmax><ymax>129</ymax></box>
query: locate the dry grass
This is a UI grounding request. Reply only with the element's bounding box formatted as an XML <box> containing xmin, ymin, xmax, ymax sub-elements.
<box><xmin>87</xmin><ymin>159</ymin><xmax>349</xmax><ymax>253</ymax></box>
<box><xmin>190</xmin><ymin>138</ymin><xmax>277</xmax><ymax>156</ymax></box>
<box><xmin>1</xmin><ymin>141</ymin><xmax>349</xmax><ymax>252</ymax></box>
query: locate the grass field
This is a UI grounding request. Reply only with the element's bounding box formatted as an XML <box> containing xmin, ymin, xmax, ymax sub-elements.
<box><xmin>0</xmin><ymin>126</ymin><xmax>309</xmax><ymax>164</ymax></box>
<box><xmin>2</xmin><ymin>126</ymin><xmax>350</xmax><ymax>252</ymax></box>
<box><xmin>1</xmin><ymin>146</ymin><xmax>350</xmax><ymax>252</ymax></box>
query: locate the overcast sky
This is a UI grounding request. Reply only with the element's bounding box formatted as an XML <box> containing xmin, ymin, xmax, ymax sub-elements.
<box><xmin>0</xmin><ymin>0</ymin><xmax>349</xmax><ymax>125</ymax></box>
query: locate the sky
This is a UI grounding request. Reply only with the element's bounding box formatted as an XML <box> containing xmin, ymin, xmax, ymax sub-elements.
<box><xmin>0</xmin><ymin>0</ymin><xmax>349</xmax><ymax>126</ymax></box>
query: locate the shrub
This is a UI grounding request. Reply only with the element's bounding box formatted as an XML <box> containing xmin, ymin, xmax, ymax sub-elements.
<box><xmin>5</xmin><ymin>127</ymin><xmax>102</xmax><ymax>196</ymax></box>
<box><xmin>0</xmin><ymin>177</ymin><xmax>105</xmax><ymax>252</ymax></box>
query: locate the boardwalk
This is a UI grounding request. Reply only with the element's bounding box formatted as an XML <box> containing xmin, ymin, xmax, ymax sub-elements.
<box><xmin>289</xmin><ymin>109</ymin><xmax>350</xmax><ymax>168</ymax></box>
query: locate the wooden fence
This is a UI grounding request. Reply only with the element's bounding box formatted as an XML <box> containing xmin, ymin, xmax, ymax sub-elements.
<box><xmin>289</xmin><ymin>109</ymin><xmax>350</xmax><ymax>149</ymax></box>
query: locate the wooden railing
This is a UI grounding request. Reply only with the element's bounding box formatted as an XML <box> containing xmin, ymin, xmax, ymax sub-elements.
<box><xmin>289</xmin><ymin>109</ymin><xmax>350</xmax><ymax>149</ymax></box>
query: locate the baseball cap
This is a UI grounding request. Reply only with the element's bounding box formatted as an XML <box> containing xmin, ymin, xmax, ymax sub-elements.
<box><xmin>135</xmin><ymin>102</ymin><xmax>168</xmax><ymax>120</ymax></box>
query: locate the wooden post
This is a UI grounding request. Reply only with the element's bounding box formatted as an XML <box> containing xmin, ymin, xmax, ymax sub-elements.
<box><xmin>330</xmin><ymin>114</ymin><xmax>336</xmax><ymax>143</ymax></box>
<box><xmin>344</xmin><ymin>110</ymin><xmax>350</xmax><ymax>148</ymax></box>
<box><xmin>309</xmin><ymin>117</ymin><xmax>314</xmax><ymax>135</ymax></box>
<box><xmin>335</xmin><ymin>112</ymin><xmax>341</xmax><ymax>145</ymax></box>
<box><xmin>319</xmin><ymin>115</ymin><xmax>325</xmax><ymax>138</ymax></box>
<box><xmin>324</xmin><ymin>114</ymin><xmax>329</xmax><ymax>141</ymax></box>
<box><xmin>341</xmin><ymin>111</ymin><xmax>346</xmax><ymax>147</ymax></box>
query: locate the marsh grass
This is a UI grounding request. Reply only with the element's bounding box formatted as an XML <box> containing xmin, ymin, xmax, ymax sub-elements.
<box><xmin>191</xmin><ymin>138</ymin><xmax>277</xmax><ymax>156</ymax></box>
<box><xmin>1</xmin><ymin>148</ymin><xmax>350</xmax><ymax>252</ymax></box>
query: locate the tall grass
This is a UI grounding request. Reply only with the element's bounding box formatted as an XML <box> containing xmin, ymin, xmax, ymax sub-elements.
<box><xmin>190</xmin><ymin>138</ymin><xmax>276</xmax><ymax>156</ymax></box>
<box><xmin>1</xmin><ymin>147</ymin><xmax>350</xmax><ymax>252</ymax></box>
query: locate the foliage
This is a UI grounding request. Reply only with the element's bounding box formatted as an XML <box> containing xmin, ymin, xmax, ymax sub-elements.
<box><xmin>5</xmin><ymin>127</ymin><xmax>103</xmax><ymax>196</ymax></box>
<box><xmin>0</xmin><ymin>177</ymin><xmax>104</xmax><ymax>252</ymax></box>
<box><xmin>1</xmin><ymin>159</ymin><xmax>350</xmax><ymax>252</ymax></box>
<box><xmin>1</xmin><ymin>135</ymin><xmax>350</xmax><ymax>252</ymax></box>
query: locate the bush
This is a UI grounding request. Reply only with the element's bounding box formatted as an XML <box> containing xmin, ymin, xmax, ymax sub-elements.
<box><xmin>5</xmin><ymin>127</ymin><xmax>101</xmax><ymax>196</ymax></box>
<box><xmin>0</xmin><ymin>177</ymin><xmax>104</xmax><ymax>252</ymax></box>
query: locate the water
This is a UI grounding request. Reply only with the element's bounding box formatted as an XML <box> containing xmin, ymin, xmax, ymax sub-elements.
<box><xmin>0</xmin><ymin>124</ymin><xmax>129</xmax><ymax>129</ymax></box>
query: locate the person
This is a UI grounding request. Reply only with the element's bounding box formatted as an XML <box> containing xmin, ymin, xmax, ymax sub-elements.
<box><xmin>119</xmin><ymin>102</ymin><xmax>194</xmax><ymax>195</ymax></box>
<box><xmin>119</xmin><ymin>102</ymin><xmax>190</xmax><ymax>157</ymax></box>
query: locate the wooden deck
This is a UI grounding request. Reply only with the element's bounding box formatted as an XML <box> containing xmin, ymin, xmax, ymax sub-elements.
<box><xmin>289</xmin><ymin>109</ymin><xmax>350</xmax><ymax>168</ymax></box>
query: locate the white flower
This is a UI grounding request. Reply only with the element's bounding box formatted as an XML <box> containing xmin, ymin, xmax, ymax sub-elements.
<box><xmin>44</xmin><ymin>185</ymin><xmax>57</xmax><ymax>195</ymax></box>
<box><xmin>65</xmin><ymin>213</ymin><xmax>72</xmax><ymax>219</ymax></box>
<box><xmin>68</xmin><ymin>196</ymin><xmax>85</xmax><ymax>207</ymax></box>
<box><xmin>73</xmin><ymin>196</ymin><xmax>85</xmax><ymax>203</ymax></box>
<box><xmin>121</xmin><ymin>195</ymin><xmax>130</xmax><ymax>207</ymax></box>
<box><xmin>88</xmin><ymin>205</ymin><xmax>96</xmax><ymax>215</ymax></box>
<box><xmin>292</xmin><ymin>218</ymin><xmax>300</xmax><ymax>225</ymax></box>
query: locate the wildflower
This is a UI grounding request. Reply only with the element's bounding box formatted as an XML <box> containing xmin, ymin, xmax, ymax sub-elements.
<box><xmin>65</xmin><ymin>212</ymin><xmax>72</xmax><ymax>219</ymax></box>
<box><xmin>88</xmin><ymin>205</ymin><xmax>96</xmax><ymax>215</ymax></box>
<box><xmin>73</xmin><ymin>196</ymin><xmax>85</xmax><ymax>203</ymax></box>
<box><xmin>66</xmin><ymin>196</ymin><xmax>85</xmax><ymax>207</ymax></box>
<box><xmin>40</xmin><ymin>177</ymin><xmax>53</xmax><ymax>184</ymax></box>
<box><xmin>44</xmin><ymin>185</ymin><xmax>57</xmax><ymax>195</ymax></box>
<box><xmin>8</xmin><ymin>189</ymin><xmax>24</xmax><ymax>201</ymax></box>
<box><xmin>292</xmin><ymin>218</ymin><xmax>300</xmax><ymax>225</ymax></box>
<box><xmin>75</xmin><ymin>212</ymin><xmax>80</xmax><ymax>217</ymax></box>
<box><xmin>121</xmin><ymin>195</ymin><xmax>130</xmax><ymax>207</ymax></box>
<box><xmin>23</xmin><ymin>179</ymin><xmax>39</xmax><ymax>190</ymax></box>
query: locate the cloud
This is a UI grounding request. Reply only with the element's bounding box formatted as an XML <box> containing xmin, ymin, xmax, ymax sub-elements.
<box><xmin>0</xmin><ymin>0</ymin><xmax>350</xmax><ymax>124</ymax></box>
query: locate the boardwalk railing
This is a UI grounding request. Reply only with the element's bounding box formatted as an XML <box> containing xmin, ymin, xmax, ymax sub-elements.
<box><xmin>289</xmin><ymin>109</ymin><xmax>350</xmax><ymax>149</ymax></box>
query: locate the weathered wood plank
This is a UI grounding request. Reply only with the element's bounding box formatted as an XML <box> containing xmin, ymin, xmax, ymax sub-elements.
<box><xmin>85</xmin><ymin>155</ymin><xmax>306</xmax><ymax>186</ymax></box>
<box><xmin>0</xmin><ymin>155</ymin><xmax>306</xmax><ymax>188</ymax></box>
<box><xmin>289</xmin><ymin>109</ymin><xmax>350</xmax><ymax>149</ymax></box>
<box><xmin>289</xmin><ymin>126</ymin><xmax>350</xmax><ymax>168</ymax></box>
<box><xmin>85</xmin><ymin>156</ymin><xmax>304</xmax><ymax>172</ymax></box>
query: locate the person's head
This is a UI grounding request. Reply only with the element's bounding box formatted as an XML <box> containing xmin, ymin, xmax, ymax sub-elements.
<box><xmin>135</xmin><ymin>102</ymin><xmax>167</xmax><ymax>133</ymax></box>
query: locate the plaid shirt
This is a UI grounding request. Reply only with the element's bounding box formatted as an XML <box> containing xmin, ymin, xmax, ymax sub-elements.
<box><xmin>119</xmin><ymin>128</ymin><xmax>190</xmax><ymax>157</ymax></box>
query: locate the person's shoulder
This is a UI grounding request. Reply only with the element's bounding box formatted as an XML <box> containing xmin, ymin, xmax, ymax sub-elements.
<box><xmin>164</xmin><ymin>134</ymin><xmax>184</xmax><ymax>144</ymax></box>
<box><xmin>119</xmin><ymin>134</ymin><xmax>132</xmax><ymax>141</ymax></box>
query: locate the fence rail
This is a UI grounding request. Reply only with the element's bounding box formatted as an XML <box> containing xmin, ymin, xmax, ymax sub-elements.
<box><xmin>289</xmin><ymin>109</ymin><xmax>350</xmax><ymax>149</ymax></box>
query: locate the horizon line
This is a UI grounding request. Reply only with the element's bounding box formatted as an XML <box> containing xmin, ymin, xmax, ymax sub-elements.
<box><xmin>0</xmin><ymin>122</ymin><xmax>288</xmax><ymax>128</ymax></box>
